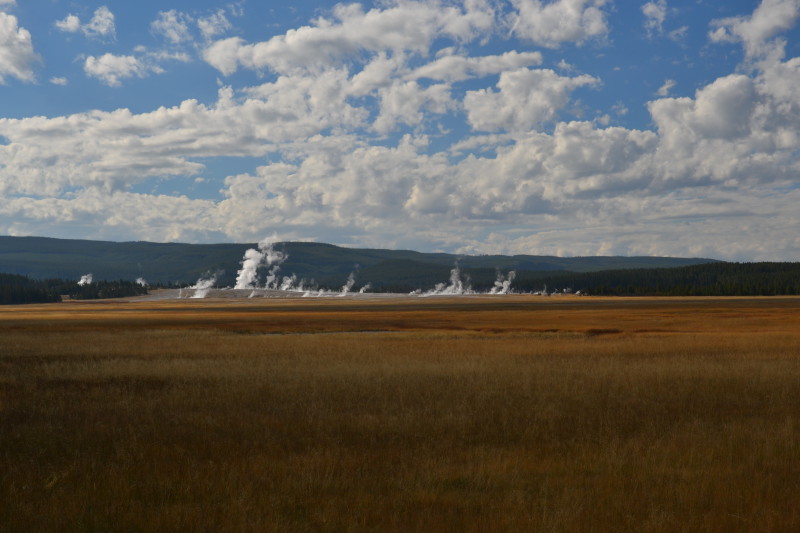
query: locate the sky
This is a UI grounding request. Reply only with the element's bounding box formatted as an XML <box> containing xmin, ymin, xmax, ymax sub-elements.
<box><xmin>1</xmin><ymin>0</ymin><xmax>799</xmax><ymax>260</ymax></box>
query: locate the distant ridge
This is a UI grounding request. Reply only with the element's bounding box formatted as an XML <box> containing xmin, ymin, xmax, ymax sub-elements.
<box><xmin>0</xmin><ymin>235</ymin><xmax>720</xmax><ymax>288</ymax></box>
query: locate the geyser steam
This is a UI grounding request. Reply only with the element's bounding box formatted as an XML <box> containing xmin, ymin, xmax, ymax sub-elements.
<box><xmin>489</xmin><ymin>270</ymin><xmax>516</xmax><ymax>294</ymax></box>
<box><xmin>425</xmin><ymin>263</ymin><xmax>472</xmax><ymax>296</ymax></box>
<box><xmin>234</xmin><ymin>236</ymin><xmax>287</xmax><ymax>290</ymax></box>
<box><xmin>188</xmin><ymin>272</ymin><xmax>218</xmax><ymax>298</ymax></box>
<box><xmin>340</xmin><ymin>267</ymin><xmax>359</xmax><ymax>296</ymax></box>
<box><xmin>78</xmin><ymin>273</ymin><xmax>93</xmax><ymax>286</ymax></box>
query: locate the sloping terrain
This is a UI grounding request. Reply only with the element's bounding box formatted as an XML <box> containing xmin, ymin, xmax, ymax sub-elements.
<box><xmin>0</xmin><ymin>235</ymin><xmax>718</xmax><ymax>287</ymax></box>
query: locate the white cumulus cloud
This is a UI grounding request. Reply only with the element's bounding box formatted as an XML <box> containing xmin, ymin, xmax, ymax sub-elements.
<box><xmin>508</xmin><ymin>0</ymin><xmax>610</xmax><ymax>48</ymax></box>
<box><xmin>656</xmin><ymin>78</ymin><xmax>676</xmax><ymax>96</ymax></box>
<box><xmin>0</xmin><ymin>11</ymin><xmax>38</xmax><ymax>83</ymax></box>
<box><xmin>464</xmin><ymin>68</ymin><xmax>599</xmax><ymax>132</ymax></box>
<box><xmin>411</xmin><ymin>50</ymin><xmax>543</xmax><ymax>82</ymax></box>
<box><xmin>203</xmin><ymin>1</ymin><xmax>495</xmax><ymax>75</ymax></box>
<box><xmin>54</xmin><ymin>14</ymin><xmax>80</xmax><ymax>33</ymax></box>
<box><xmin>198</xmin><ymin>9</ymin><xmax>232</xmax><ymax>41</ymax></box>
<box><xmin>709</xmin><ymin>0</ymin><xmax>800</xmax><ymax>58</ymax></box>
<box><xmin>151</xmin><ymin>10</ymin><xmax>193</xmax><ymax>44</ymax></box>
<box><xmin>56</xmin><ymin>6</ymin><xmax>116</xmax><ymax>39</ymax></box>
<box><xmin>84</xmin><ymin>53</ymin><xmax>149</xmax><ymax>87</ymax></box>
<box><xmin>642</xmin><ymin>0</ymin><xmax>667</xmax><ymax>37</ymax></box>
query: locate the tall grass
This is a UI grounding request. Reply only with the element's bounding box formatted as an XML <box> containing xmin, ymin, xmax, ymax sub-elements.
<box><xmin>2</xmin><ymin>297</ymin><xmax>800</xmax><ymax>531</ymax></box>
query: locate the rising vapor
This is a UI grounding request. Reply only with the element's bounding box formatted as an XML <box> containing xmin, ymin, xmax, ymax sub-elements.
<box><xmin>489</xmin><ymin>270</ymin><xmax>516</xmax><ymax>295</ymax></box>
<box><xmin>188</xmin><ymin>272</ymin><xmax>218</xmax><ymax>298</ymax></box>
<box><xmin>340</xmin><ymin>267</ymin><xmax>359</xmax><ymax>296</ymax></box>
<box><xmin>234</xmin><ymin>236</ymin><xmax>287</xmax><ymax>289</ymax></box>
<box><xmin>164</xmin><ymin>236</ymin><xmax>528</xmax><ymax>300</ymax></box>
<box><xmin>424</xmin><ymin>263</ymin><xmax>473</xmax><ymax>296</ymax></box>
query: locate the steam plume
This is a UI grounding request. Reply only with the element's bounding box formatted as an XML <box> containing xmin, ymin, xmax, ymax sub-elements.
<box><xmin>234</xmin><ymin>235</ymin><xmax>287</xmax><ymax>290</ymax></box>
<box><xmin>136</xmin><ymin>277</ymin><xmax>148</xmax><ymax>287</ymax></box>
<box><xmin>279</xmin><ymin>274</ymin><xmax>297</xmax><ymax>291</ymax></box>
<box><xmin>189</xmin><ymin>272</ymin><xmax>218</xmax><ymax>298</ymax></box>
<box><xmin>265</xmin><ymin>265</ymin><xmax>281</xmax><ymax>289</ymax></box>
<box><xmin>425</xmin><ymin>263</ymin><xmax>472</xmax><ymax>296</ymax></box>
<box><xmin>340</xmin><ymin>270</ymin><xmax>357</xmax><ymax>296</ymax></box>
<box><xmin>489</xmin><ymin>270</ymin><xmax>516</xmax><ymax>294</ymax></box>
<box><xmin>78</xmin><ymin>273</ymin><xmax>93</xmax><ymax>286</ymax></box>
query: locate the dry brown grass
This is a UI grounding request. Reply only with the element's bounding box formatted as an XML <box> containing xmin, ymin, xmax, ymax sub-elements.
<box><xmin>2</xmin><ymin>296</ymin><xmax>800</xmax><ymax>532</ymax></box>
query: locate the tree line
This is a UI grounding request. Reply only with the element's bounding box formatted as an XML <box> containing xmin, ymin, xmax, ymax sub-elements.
<box><xmin>514</xmin><ymin>262</ymin><xmax>800</xmax><ymax>296</ymax></box>
<box><xmin>362</xmin><ymin>262</ymin><xmax>800</xmax><ymax>296</ymax></box>
<box><xmin>4</xmin><ymin>261</ymin><xmax>799</xmax><ymax>303</ymax></box>
<box><xmin>0</xmin><ymin>274</ymin><xmax>148</xmax><ymax>305</ymax></box>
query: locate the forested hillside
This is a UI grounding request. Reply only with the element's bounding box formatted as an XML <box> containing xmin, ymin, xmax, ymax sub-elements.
<box><xmin>3</xmin><ymin>261</ymin><xmax>800</xmax><ymax>303</ymax></box>
<box><xmin>0</xmin><ymin>236</ymin><xmax>716</xmax><ymax>286</ymax></box>
<box><xmin>3</xmin><ymin>236</ymin><xmax>797</xmax><ymax>300</ymax></box>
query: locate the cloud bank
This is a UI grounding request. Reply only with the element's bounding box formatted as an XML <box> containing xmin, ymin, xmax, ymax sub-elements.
<box><xmin>1</xmin><ymin>0</ymin><xmax>800</xmax><ymax>261</ymax></box>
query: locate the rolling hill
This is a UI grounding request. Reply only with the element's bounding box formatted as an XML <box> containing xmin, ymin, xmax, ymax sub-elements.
<box><xmin>0</xmin><ymin>235</ymin><xmax>719</xmax><ymax>290</ymax></box>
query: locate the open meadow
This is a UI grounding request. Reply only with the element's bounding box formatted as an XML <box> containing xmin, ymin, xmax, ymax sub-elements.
<box><xmin>2</xmin><ymin>295</ymin><xmax>800</xmax><ymax>532</ymax></box>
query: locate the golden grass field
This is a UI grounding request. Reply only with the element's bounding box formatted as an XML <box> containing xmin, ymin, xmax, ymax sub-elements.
<box><xmin>2</xmin><ymin>294</ymin><xmax>800</xmax><ymax>532</ymax></box>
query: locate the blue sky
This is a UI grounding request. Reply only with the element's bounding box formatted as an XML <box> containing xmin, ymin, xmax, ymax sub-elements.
<box><xmin>1</xmin><ymin>0</ymin><xmax>799</xmax><ymax>260</ymax></box>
